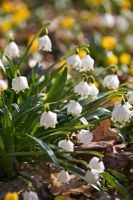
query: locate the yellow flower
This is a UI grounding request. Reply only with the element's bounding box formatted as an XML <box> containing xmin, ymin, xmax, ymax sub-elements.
<box><xmin>55</xmin><ymin>195</ymin><xmax>73</xmax><ymax>200</ymax></box>
<box><xmin>111</xmin><ymin>97</ymin><xmax>123</xmax><ymax>103</ymax></box>
<box><xmin>119</xmin><ymin>53</ymin><xmax>131</xmax><ymax>65</ymax></box>
<box><xmin>60</xmin><ymin>17</ymin><xmax>75</xmax><ymax>29</ymax></box>
<box><xmin>120</xmin><ymin>0</ymin><xmax>131</xmax><ymax>9</ymax></box>
<box><xmin>91</xmin><ymin>0</ymin><xmax>102</xmax><ymax>6</ymax></box>
<box><xmin>78</xmin><ymin>50</ymin><xmax>86</xmax><ymax>58</ymax></box>
<box><xmin>129</xmin><ymin>64</ymin><xmax>133</xmax><ymax>75</ymax></box>
<box><xmin>0</xmin><ymin>21</ymin><xmax>12</xmax><ymax>33</ymax></box>
<box><xmin>107</xmin><ymin>54</ymin><xmax>118</xmax><ymax>65</ymax></box>
<box><xmin>4</xmin><ymin>192</ymin><xmax>19</xmax><ymax>200</ymax></box>
<box><xmin>2</xmin><ymin>1</ymin><xmax>15</xmax><ymax>13</ymax></box>
<box><xmin>28</xmin><ymin>34</ymin><xmax>38</xmax><ymax>52</ymax></box>
<box><xmin>101</xmin><ymin>36</ymin><xmax>117</xmax><ymax>50</ymax></box>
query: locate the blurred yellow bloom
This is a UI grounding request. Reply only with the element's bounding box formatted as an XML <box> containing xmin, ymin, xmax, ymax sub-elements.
<box><xmin>2</xmin><ymin>1</ymin><xmax>14</xmax><ymax>13</ymax></box>
<box><xmin>102</xmin><ymin>36</ymin><xmax>117</xmax><ymax>50</ymax></box>
<box><xmin>119</xmin><ymin>53</ymin><xmax>131</xmax><ymax>65</ymax></box>
<box><xmin>55</xmin><ymin>195</ymin><xmax>73</xmax><ymax>200</ymax></box>
<box><xmin>0</xmin><ymin>21</ymin><xmax>12</xmax><ymax>32</ymax></box>
<box><xmin>91</xmin><ymin>0</ymin><xmax>102</xmax><ymax>6</ymax></box>
<box><xmin>78</xmin><ymin>50</ymin><xmax>86</xmax><ymax>58</ymax></box>
<box><xmin>59</xmin><ymin>60</ymin><xmax>66</xmax><ymax>67</ymax></box>
<box><xmin>94</xmin><ymin>80</ymin><xmax>99</xmax><ymax>88</ymax></box>
<box><xmin>129</xmin><ymin>64</ymin><xmax>133</xmax><ymax>75</ymax></box>
<box><xmin>111</xmin><ymin>97</ymin><xmax>123</xmax><ymax>103</ymax></box>
<box><xmin>120</xmin><ymin>0</ymin><xmax>131</xmax><ymax>9</ymax></box>
<box><xmin>28</xmin><ymin>34</ymin><xmax>38</xmax><ymax>52</ymax></box>
<box><xmin>107</xmin><ymin>54</ymin><xmax>118</xmax><ymax>65</ymax></box>
<box><xmin>60</xmin><ymin>17</ymin><xmax>75</xmax><ymax>29</ymax></box>
<box><xmin>4</xmin><ymin>192</ymin><xmax>19</xmax><ymax>200</ymax></box>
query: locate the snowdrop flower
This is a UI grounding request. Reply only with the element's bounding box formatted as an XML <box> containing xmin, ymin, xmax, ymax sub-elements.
<box><xmin>77</xmin><ymin>129</ymin><xmax>93</xmax><ymax>144</ymax></box>
<box><xmin>84</xmin><ymin>169</ymin><xmax>100</xmax><ymax>184</ymax></box>
<box><xmin>81</xmin><ymin>55</ymin><xmax>94</xmax><ymax>71</ymax></box>
<box><xmin>0</xmin><ymin>80</ymin><xmax>8</xmax><ymax>91</ymax></box>
<box><xmin>40</xmin><ymin>111</ymin><xmax>58</xmax><ymax>128</ymax></box>
<box><xmin>67</xmin><ymin>100</ymin><xmax>82</xmax><ymax>116</ymax></box>
<box><xmin>103</xmin><ymin>75</ymin><xmax>119</xmax><ymax>90</ymax></box>
<box><xmin>66</xmin><ymin>54</ymin><xmax>81</xmax><ymax>70</ymax></box>
<box><xmin>58</xmin><ymin>139</ymin><xmax>74</xmax><ymax>152</ymax></box>
<box><xmin>114</xmin><ymin>101</ymin><xmax>132</xmax><ymax>109</ymax></box>
<box><xmin>12</xmin><ymin>76</ymin><xmax>29</xmax><ymax>93</ymax></box>
<box><xmin>23</xmin><ymin>191</ymin><xmax>39</xmax><ymax>200</ymax></box>
<box><xmin>89</xmin><ymin>157</ymin><xmax>105</xmax><ymax>173</ymax></box>
<box><xmin>87</xmin><ymin>84</ymin><xmax>99</xmax><ymax>99</ymax></box>
<box><xmin>127</xmin><ymin>91</ymin><xmax>133</xmax><ymax>104</ymax></box>
<box><xmin>112</xmin><ymin>103</ymin><xmax>132</xmax><ymax>123</ymax></box>
<box><xmin>5</xmin><ymin>41</ymin><xmax>19</xmax><ymax>59</ymax></box>
<box><xmin>57</xmin><ymin>170</ymin><xmax>71</xmax><ymax>184</ymax></box>
<box><xmin>74</xmin><ymin>81</ymin><xmax>90</xmax><ymax>97</ymax></box>
<box><xmin>38</xmin><ymin>35</ymin><xmax>52</xmax><ymax>51</ymax></box>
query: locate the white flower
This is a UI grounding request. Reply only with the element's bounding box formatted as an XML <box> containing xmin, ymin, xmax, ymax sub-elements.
<box><xmin>114</xmin><ymin>101</ymin><xmax>132</xmax><ymax>109</ymax></box>
<box><xmin>127</xmin><ymin>91</ymin><xmax>133</xmax><ymax>104</ymax></box>
<box><xmin>23</xmin><ymin>191</ymin><xmax>39</xmax><ymax>200</ymax></box>
<box><xmin>84</xmin><ymin>169</ymin><xmax>100</xmax><ymax>184</ymax></box>
<box><xmin>0</xmin><ymin>80</ymin><xmax>8</xmax><ymax>91</ymax></box>
<box><xmin>5</xmin><ymin>41</ymin><xmax>19</xmax><ymax>58</ymax></box>
<box><xmin>103</xmin><ymin>75</ymin><xmax>119</xmax><ymax>90</ymax></box>
<box><xmin>103</xmin><ymin>13</ymin><xmax>115</xmax><ymax>28</ymax></box>
<box><xmin>57</xmin><ymin>170</ymin><xmax>71</xmax><ymax>184</ymax></box>
<box><xmin>66</xmin><ymin>54</ymin><xmax>81</xmax><ymax>70</ymax></box>
<box><xmin>12</xmin><ymin>76</ymin><xmax>29</xmax><ymax>93</ymax></box>
<box><xmin>0</xmin><ymin>59</ymin><xmax>4</xmax><ymax>69</ymax></box>
<box><xmin>67</xmin><ymin>100</ymin><xmax>82</xmax><ymax>116</ymax></box>
<box><xmin>77</xmin><ymin>129</ymin><xmax>93</xmax><ymax>144</ymax></box>
<box><xmin>117</xmin><ymin>16</ymin><xmax>128</xmax><ymax>33</ymax></box>
<box><xmin>125</xmin><ymin>35</ymin><xmax>133</xmax><ymax>50</ymax></box>
<box><xmin>81</xmin><ymin>55</ymin><xmax>94</xmax><ymax>71</ymax></box>
<box><xmin>74</xmin><ymin>81</ymin><xmax>90</xmax><ymax>97</ymax></box>
<box><xmin>38</xmin><ymin>35</ymin><xmax>52</xmax><ymax>51</ymax></box>
<box><xmin>40</xmin><ymin>111</ymin><xmax>58</xmax><ymax>128</ymax></box>
<box><xmin>58</xmin><ymin>139</ymin><xmax>74</xmax><ymax>152</ymax></box>
<box><xmin>112</xmin><ymin>103</ymin><xmax>132</xmax><ymax>123</ymax></box>
<box><xmin>89</xmin><ymin>157</ymin><xmax>105</xmax><ymax>173</ymax></box>
<box><xmin>87</xmin><ymin>84</ymin><xmax>99</xmax><ymax>99</ymax></box>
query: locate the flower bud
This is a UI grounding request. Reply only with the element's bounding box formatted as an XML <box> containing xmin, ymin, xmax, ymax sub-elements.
<box><xmin>103</xmin><ymin>75</ymin><xmax>119</xmax><ymax>90</ymax></box>
<box><xmin>38</xmin><ymin>35</ymin><xmax>52</xmax><ymax>51</ymax></box>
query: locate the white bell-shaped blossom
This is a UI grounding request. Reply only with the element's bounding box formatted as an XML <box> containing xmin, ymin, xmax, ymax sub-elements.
<box><xmin>87</xmin><ymin>84</ymin><xmax>99</xmax><ymax>99</ymax></box>
<box><xmin>84</xmin><ymin>169</ymin><xmax>100</xmax><ymax>184</ymax></box>
<box><xmin>102</xmin><ymin>13</ymin><xmax>115</xmax><ymax>28</ymax></box>
<box><xmin>5</xmin><ymin>41</ymin><xmax>19</xmax><ymax>59</ymax></box>
<box><xmin>58</xmin><ymin>139</ymin><xmax>74</xmax><ymax>152</ymax></box>
<box><xmin>81</xmin><ymin>55</ymin><xmax>94</xmax><ymax>71</ymax></box>
<box><xmin>127</xmin><ymin>91</ymin><xmax>133</xmax><ymax>105</ymax></box>
<box><xmin>38</xmin><ymin>35</ymin><xmax>52</xmax><ymax>51</ymax></box>
<box><xmin>89</xmin><ymin>157</ymin><xmax>105</xmax><ymax>173</ymax></box>
<box><xmin>40</xmin><ymin>111</ymin><xmax>58</xmax><ymax>128</ymax></box>
<box><xmin>0</xmin><ymin>80</ymin><xmax>8</xmax><ymax>91</ymax></box>
<box><xmin>114</xmin><ymin>101</ymin><xmax>132</xmax><ymax>109</ymax></box>
<box><xmin>67</xmin><ymin>100</ymin><xmax>82</xmax><ymax>116</ymax></box>
<box><xmin>23</xmin><ymin>191</ymin><xmax>39</xmax><ymax>200</ymax></box>
<box><xmin>112</xmin><ymin>103</ymin><xmax>132</xmax><ymax>123</ymax></box>
<box><xmin>74</xmin><ymin>81</ymin><xmax>90</xmax><ymax>97</ymax></box>
<box><xmin>57</xmin><ymin>170</ymin><xmax>71</xmax><ymax>184</ymax></box>
<box><xmin>66</xmin><ymin>54</ymin><xmax>81</xmax><ymax>70</ymax></box>
<box><xmin>77</xmin><ymin>129</ymin><xmax>93</xmax><ymax>144</ymax></box>
<box><xmin>12</xmin><ymin>76</ymin><xmax>29</xmax><ymax>93</ymax></box>
<box><xmin>103</xmin><ymin>75</ymin><xmax>119</xmax><ymax>90</ymax></box>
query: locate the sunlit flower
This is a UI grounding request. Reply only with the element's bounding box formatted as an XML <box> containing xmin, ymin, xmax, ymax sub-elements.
<box><xmin>12</xmin><ymin>76</ymin><xmax>29</xmax><ymax>93</ymax></box>
<box><xmin>127</xmin><ymin>91</ymin><xmax>133</xmax><ymax>104</ymax></box>
<box><xmin>106</xmin><ymin>52</ymin><xmax>118</xmax><ymax>65</ymax></box>
<box><xmin>66</xmin><ymin>54</ymin><xmax>81</xmax><ymax>70</ymax></box>
<box><xmin>119</xmin><ymin>53</ymin><xmax>131</xmax><ymax>65</ymax></box>
<box><xmin>120</xmin><ymin>0</ymin><xmax>131</xmax><ymax>9</ymax></box>
<box><xmin>38</xmin><ymin>35</ymin><xmax>52</xmax><ymax>52</ymax></box>
<box><xmin>112</xmin><ymin>103</ymin><xmax>132</xmax><ymax>123</ymax></box>
<box><xmin>57</xmin><ymin>170</ymin><xmax>71</xmax><ymax>184</ymax></box>
<box><xmin>28</xmin><ymin>34</ymin><xmax>38</xmax><ymax>52</ymax></box>
<box><xmin>102</xmin><ymin>13</ymin><xmax>115</xmax><ymax>28</ymax></box>
<box><xmin>101</xmin><ymin>36</ymin><xmax>116</xmax><ymax>50</ymax></box>
<box><xmin>4</xmin><ymin>192</ymin><xmax>19</xmax><ymax>200</ymax></box>
<box><xmin>81</xmin><ymin>55</ymin><xmax>94</xmax><ymax>71</ymax></box>
<box><xmin>74</xmin><ymin>81</ymin><xmax>90</xmax><ymax>97</ymax></box>
<box><xmin>103</xmin><ymin>75</ymin><xmax>119</xmax><ymax>90</ymax></box>
<box><xmin>89</xmin><ymin>157</ymin><xmax>105</xmax><ymax>173</ymax></box>
<box><xmin>58</xmin><ymin>139</ymin><xmax>74</xmax><ymax>152</ymax></box>
<box><xmin>5</xmin><ymin>41</ymin><xmax>19</xmax><ymax>59</ymax></box>
<box><xmin>67</xmin><ymin>100</ymin><xmax>82</xmax><ymax>116</ymax></box>
<box><xmin>0</xmin><ymin>80</ymin><xmax>8</xmax><ymax>92</ymax></box>
<box><xmin>23</xmin><ymin>191</ymin><xmax>39</xmax><ymax>200</ymax></box>
<box><xmin>77</xmin><ymin>129</ymin><xmax>93</xmax><ymax>144</ymax></box>
<box><xmin>0</xmin><ymin>21</ymin><xmax>12</xmax><ymax>33</ymax></box>
<box><xmin>60</xmin><ymin>17</ymin><xmax>75</xmax><ymax>29</ymax></box>
<box><xmin>40</xmin><ymin>111</ymin><xmax>58</xmax><ymax>128</ymax></box>
<box><xmin>78</xmin><ymin>50</ymin><xmax>86</xmax><ymax>58</ymax></box>
<box><xmin>84</xmin><ymin>169</ymin><xmax>100</xmax><ymax>184</ymax></box>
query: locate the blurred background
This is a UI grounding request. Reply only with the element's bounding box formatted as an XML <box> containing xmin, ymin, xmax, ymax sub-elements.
<box><xmin>0</xmin><ymin>0</ymin><xmax>133</xmax><ymax>80</ymax></box>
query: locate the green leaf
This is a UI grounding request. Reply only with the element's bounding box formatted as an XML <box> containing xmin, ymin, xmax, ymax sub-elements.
<box><xmin>27</xmin><ymin>135</ymin><xmax>60</xmax><ymax>168</ymax></box>
<box><xmin>102</xmin><ymin>172</ymin><xmax>132</xmax><ymax>200</ymax></box>
<box><xmin>46</xmin><ymin>67</ymin><xmax>67</xmax><ymax>103</ymax></box>
<box><xmin>108</xmin><ymin>169</ymin><xmax>128</xmax><ymax>182</ymax></box>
